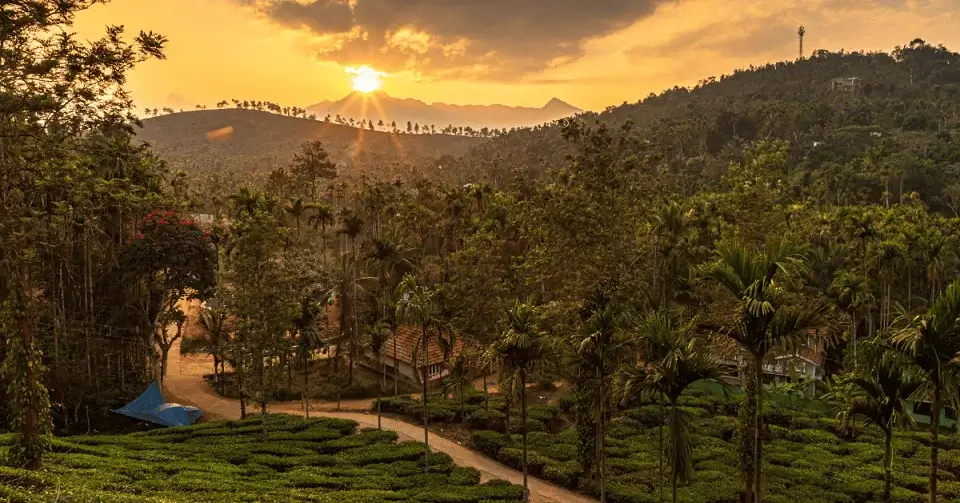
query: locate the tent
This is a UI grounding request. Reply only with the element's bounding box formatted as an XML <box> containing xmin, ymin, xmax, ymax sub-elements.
<box><xmin>112</xmin><ymin>381</ymin><xmax>202</xmax><ymax>427</ymax></box>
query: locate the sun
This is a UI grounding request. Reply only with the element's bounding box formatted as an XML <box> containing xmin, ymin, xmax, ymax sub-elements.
<box><xmin>346</xmin><ymin>65</ymin><xmax>386</xmax><ymax>93</ymax></box>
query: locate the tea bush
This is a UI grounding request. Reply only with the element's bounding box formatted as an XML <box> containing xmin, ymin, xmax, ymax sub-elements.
<box><xmin>1</xmin><ymin>414</ymin><xmax>523</xmax><ymax>502</ymax></box>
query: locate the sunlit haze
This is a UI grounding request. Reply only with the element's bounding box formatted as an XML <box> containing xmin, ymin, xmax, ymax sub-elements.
<box><xmin>71</xmin><ymin>0</ymin><xmax>960</xmax><ymax>111</ymax></box>
<box><xmin>346</xmin><ymin>66</ymin><xmax>386</xmax><ymax>94</ymax></box>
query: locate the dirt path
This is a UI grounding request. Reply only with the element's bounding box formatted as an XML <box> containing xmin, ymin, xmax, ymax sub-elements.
<box><xmin>162</xmin><ymin>341</ymin><xmax>595</xmax><ymax>503</ymax></box>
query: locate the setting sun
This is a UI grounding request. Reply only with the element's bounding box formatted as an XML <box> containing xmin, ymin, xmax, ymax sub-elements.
<box><xmin>346</xmin><ymin>65</ymin><xmax>386</xmax><ymax>93</ymax></box>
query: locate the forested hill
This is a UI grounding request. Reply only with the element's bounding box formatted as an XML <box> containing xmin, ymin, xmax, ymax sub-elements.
<box><xmin>137</xmin><ymin>109</ymin><xmax>486</xmax><ymax>175</ymax></box>
<box><xmin>453</xmin><ymin>40</ymin><xmax>960</xmax><ymax>212</ymax></box>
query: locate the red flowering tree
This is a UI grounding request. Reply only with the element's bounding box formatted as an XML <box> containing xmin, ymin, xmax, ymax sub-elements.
<box><xmin>120</xmin><ymin>210</ymin><xmax>218</xmax><ymax>381</ymax></box>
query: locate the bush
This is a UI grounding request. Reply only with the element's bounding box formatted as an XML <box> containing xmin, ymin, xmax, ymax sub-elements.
<box><xmin>625</xmin><ymin>405</ymin><xmax>663</xmax><ymax>427</ymax></box>
<box><xmin>508</xmin><ymin>417</ymin><xmax>546</xmax><ymax>433</ymax></box>
<box><xmin>556</xmin><ymin>394</ymin><xmax>577</xmax><ymax>413</ymax></box>
<box><xmin>541</xmin><ymin>460</ymin><xmax>581</xmax><ymax>488</ymax></box>
<box><xmin>467</xmin><ymin>409</ymin><xmax>506</xmax><ymax>432</ymax></box>
<box><xmin>449</xmin><ymin>466</ymin><xmax>481</xmax><ymax>486</ymax></box>
<box><xmin>471</xmin><ymin>430</ymin><xmax>509</xmax><ymax>457</ymax></box>
<box><xmin>527</xmin><ymin>405</ymin><xmax>559</xmax><ymax>424</ymax></box>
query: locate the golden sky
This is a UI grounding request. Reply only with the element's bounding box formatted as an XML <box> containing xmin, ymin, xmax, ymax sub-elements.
<box><xmin>73</xmin><ymin>0</ymin><xmax>960</xmax><ymax>112</ymax></box>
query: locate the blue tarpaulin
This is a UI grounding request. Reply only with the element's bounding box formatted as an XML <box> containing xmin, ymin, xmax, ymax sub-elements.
<box><xmin>112</xmin><ymin>381</ymin><xmax>202</xmax><ymax>427</ymax></box>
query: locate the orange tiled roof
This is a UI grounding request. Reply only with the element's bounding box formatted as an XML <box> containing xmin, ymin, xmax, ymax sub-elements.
<box><xmin>385</xmin><ymin>325</ymin><xmax>464</xmax><ymax>367</ymax></box>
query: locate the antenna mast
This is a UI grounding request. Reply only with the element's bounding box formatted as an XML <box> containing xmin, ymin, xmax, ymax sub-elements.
<box><xmin>798</xmin><ymin>25</ymin><xmax>806</xmax><ymax>59</ymax></box>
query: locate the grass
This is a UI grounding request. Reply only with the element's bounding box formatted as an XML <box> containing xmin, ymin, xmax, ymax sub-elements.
<box><xmin>0</xmin><ymin>414</ymin><xmax>523</xmax><ymax>503</ymax></box>
<box><xmin>377</xmin><ymin>386</ymin><xmax>960</xmax><ymax>503</ymax></box>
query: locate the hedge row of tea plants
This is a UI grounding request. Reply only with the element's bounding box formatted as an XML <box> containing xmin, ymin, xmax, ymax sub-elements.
<box><xmin>380</xmin><ymin>387</ymin><xmax>960</xmax><ymax>503</ymax></box>
<box><xmin>0</xmin><ymin>414</ymin><xmax>524</xmax><ymax>502</ymax></box>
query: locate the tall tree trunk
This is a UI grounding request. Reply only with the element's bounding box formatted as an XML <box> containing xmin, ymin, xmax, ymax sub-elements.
<box><xmin>377</xmin><ymin>354</ymin><xmax>383</xmax><ymax>430</ymax></box>
<box><xmin>659</xmin><ymin>393</ymin><xmax>665</xmax><ymax>502</ymax></box>
<box><xmin>930</xmin><ymin>383</ymin><xmax>941</xmax><ymax>503</ymax></box>
<box><xmin>740</xmin><ymin>357</ymin><xmax>758</xmax><ymax>503</ymax></box>
<box><xmin>598</xmin><ymin>363</ymin><xmax>606</xmax><ymax>503</ymax></box>
<box><xmin>304</xmin><ymin>359</ymin><xmax>311</xmax><ymax>419</ymax></box>
<box><xmin>422</xmin><ymin>325</ymin><xmax>430</xmax><ymax>471</ymax></box>
<box><xmin>672</xmin><ymin>404</ymin><xmax>680</xmax><ymax>503</ymax></box>
<box><xmin>754</xmin><ymin>354</ymin><xmax>764</xmax><ymax>503</ymax></box>
<box><xmin>393</xmin><ymin>334</ymin><xmax>399</xmax><ymax>396</ymax></box>
<box><xmin>238</xmin><ymin>362</ymin><xmax>247</xmax><ymax>420</ymax></box>
<box><xmin>521</xmin><ymin>370</ymin><xmax>529</xmax><ymax>503</ymax></box>
<box><xmin>883</xmin><ymin>428</ymin><xmax>893</xmax><ymax>503</ymax></box>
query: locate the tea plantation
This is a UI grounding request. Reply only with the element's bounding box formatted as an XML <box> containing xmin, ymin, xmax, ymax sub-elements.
<box><xmin>0</xmin><ymin>414</ymin><xmax>523</xmax><ymax>503</ymax></box>
<box><xmin>377</xmin><ymin>388</ymin><xmax>960</xmax><ymax>503</ymax></box>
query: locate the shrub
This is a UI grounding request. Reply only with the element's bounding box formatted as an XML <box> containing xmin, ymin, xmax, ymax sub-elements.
<box><xmin>556</xmin><ymin>394</ymin><xmax>577</xmax><ymax>413</ymax></box>
<box><xmin>625</xmin><ymin>405</ymin><xmax>663</xmax><ymax>427</ymax></box>
<box><xmin>527</xmin><ymin>405</ymin><xmax>559</xmax><ymax>424</ymax></box>
<box><xmin>541</xmin><ymin>460</ymin><xmax>581</xmax><ymax>488</ymax></box>
<box><xmin>449</xmin><ymin>466</ymin><xmax>481</xmax><ymax>486</ymax></box>
<box><xmin>471</xmin><ymin>430</ymin><xmax>509</xmax><ymax>457</ymax></box>
<box><xmin>467</xmin><ymin>409</ymin><xmax>506</xmax><ymax>432</ymax></box>
<box><xmin>508</xmin><ymin>417</ymin><xmax>546</xmax><ymax>433</ymax></box>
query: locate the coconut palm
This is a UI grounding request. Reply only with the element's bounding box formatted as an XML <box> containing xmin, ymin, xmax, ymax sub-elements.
<box><xmin>699</xmin><ymin>239</ymin><xmax>829</xmax><ymax>503</ymax></box>
<box><xmin>483</xmin><ymin>300</ymin><xmax>550</xmax><ymax>502</ymax></box>
<box><xmin>395</xmin><ymin>274</ymin><xmax>450</xmax><ymax>471</ymax></box>
<box><xmin>619</xmin><ymin>310</ymin><xmax>729</xmax><ymax>503</ymax></box>
<box><xmin>829</xmin><ymin>270</ymin><xmax>871</xmax><ymax>369</ymax></box>
<box><xmin>892</xmin><ymin>279</ymin><xmax>960</xmax><ymax>503</ymax></box>
<box><xmin>834</xmin><ymin>351</ymin><xmax>925</xmax><ymax>503</ymax></box>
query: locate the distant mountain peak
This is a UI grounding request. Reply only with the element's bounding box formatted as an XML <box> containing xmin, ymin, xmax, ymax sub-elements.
<box><xmin>307</xmin><ymin>93</ymin><xmax>581</xmax><ymax>129</ymax></box>
<box><xmin>543</xmin><ymin>98</ymin><xmax>581</xmax><ymax>112</ymax></box>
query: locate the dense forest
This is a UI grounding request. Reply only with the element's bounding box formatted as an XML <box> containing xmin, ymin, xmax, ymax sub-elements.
<box><xmin>4</xmin><ymin>1</ymin><xmax>960</xmax><ymax>502</ymax></box>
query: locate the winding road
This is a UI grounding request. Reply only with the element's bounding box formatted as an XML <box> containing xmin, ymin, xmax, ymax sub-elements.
<box><xmin>162</xmin><ymin>341</ymin><xmax>594</xmax><ymax>503</ymax></box>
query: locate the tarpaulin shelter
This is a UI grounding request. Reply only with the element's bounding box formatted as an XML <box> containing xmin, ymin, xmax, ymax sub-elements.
<box><xmin>112</xmin><ymin>381</ymin><xmax>202</xmax><ymax>427</ymax></box>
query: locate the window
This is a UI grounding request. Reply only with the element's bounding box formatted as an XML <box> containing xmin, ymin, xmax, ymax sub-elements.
<box><xmin>428</xmin><ymin>363</ymin><xmax>442</xmax><ymax>376</ymax></box>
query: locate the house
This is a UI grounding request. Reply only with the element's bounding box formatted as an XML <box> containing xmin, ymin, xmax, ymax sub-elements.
<box><xmin>362</xmin><ymin>325</ymin><xmax>465</xmax><ymax>387</ymax></box>
<box><xmin>831</xmin><ymin>77</ymin><xmax>862</xmax><ymax>92</ymax></box>
<box><xmin>718</xmin><ymin>328</ymin><xmax>826</xmax><ymax>384</ymax></box>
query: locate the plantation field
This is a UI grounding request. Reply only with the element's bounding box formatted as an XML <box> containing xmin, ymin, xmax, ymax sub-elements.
<box><xmin>0</xmin><ymin>414</ymin><xmax>524</xmax><ymax>503</ymax></box>
<box><xmin>377</xmin><ymin>388</ymin><xmax>960</xmax><ymax>503</ymax></box>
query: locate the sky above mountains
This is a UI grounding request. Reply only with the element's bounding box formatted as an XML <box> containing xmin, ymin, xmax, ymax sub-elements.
<box><xmin>74</xmin><ymin>0</ymin><xmax>960</xmax><ymax>111</ymax></box>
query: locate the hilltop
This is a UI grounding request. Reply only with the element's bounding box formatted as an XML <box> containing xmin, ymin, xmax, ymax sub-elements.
<box><xmin>307</xmin><ymin>91</ymin><xmax>581</xmax><ymax>130</ymax></box>
<box><xmin>453</xmin><ymin>40</ymin><xmax>960</xmax><ymax>203</ymax></box>
<box><xmin>136</xmin><ymin>108</ymin><xmax>487</xmax><ymax>174</ymax></box>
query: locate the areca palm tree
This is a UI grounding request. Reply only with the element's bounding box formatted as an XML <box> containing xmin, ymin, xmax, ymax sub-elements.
<box><xmin>308</xmin><ymin>202</ymin><xmax>335</xmax><ymax>265</ymax></box>
<box><xmin>483</xmin><ymin>300</ymin><xmax>550</xmax><ymax>502</ymax></box>
<box><xmin>284</xmin><ymin>196</ymin><xmax>307</xmax><ymax>237</ymax></box>
<box><xmin>292</xmin><ymin>292</ymin><xmax>326</xmax><ymax>419</ymax></box>
<box><xmin>699</xmin><ymin>240</ymin><xmax>828</xmax><ymax>503</ymax></box>
<box><xmin>829</xmin><ymin>270</ymin><xmax>871</xmax><ymax>369</ymax></box>
<box><xmin>567</xmin><ymin>303</ymin><xmax>629</xmax><ymax>503</ymax></box>
<box><xmin>892</xmin><ymin>279</ymin><xmax>960</xmax><ymax>503</ymax></box>
<box><xmin>395</xmin><ymin>274</ymin><xmax>450</xmax><ymax>471</ymax></box>
<box><xmin>619</xmin><ymin>310</ymin><xmax>729</xmax><ymax>503</ymax></box>
<box><xmin>338</xmin><ymin>210</ymin><xmax>365</xmax><ymax>383</ymax></box>
<box><xmin>365</xmin><ymin>318</ymin><xmax>391</xmax><ymax>430</ymax></box>
<box><xmin>833</xmin><ymin>351</ymin><xmax>925</xmax><ymax>503</ymax></box>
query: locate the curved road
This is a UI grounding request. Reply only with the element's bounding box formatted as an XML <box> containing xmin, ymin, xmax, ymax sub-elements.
<box><xmin>162</xmin><ymin>342</ymin><xmax>594</xmax><ymax>503</ymax></box>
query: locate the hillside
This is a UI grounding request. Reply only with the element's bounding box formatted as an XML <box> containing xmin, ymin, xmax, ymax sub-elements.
<box><xmin>137</xmin><ymin>109</ymin><xmax>487</xmax><ymax>174</ymax></box>
<box><xmin>452</xmin><ymin>40</ymin><xmax>960</xmax><ymax>211</ymax></box>
<box><xmin>308</xmin><ymin>92</ymin><xmax>581</xmax><ymax>130</ymax></box>
<box><xmin>0</xmin><ymin>415</ymin><xmax>525</xmax><ymax>502</ymax></box>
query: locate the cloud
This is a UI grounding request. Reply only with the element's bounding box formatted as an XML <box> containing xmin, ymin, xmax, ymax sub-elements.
<box><xmin>240</xmin><ymin>0</ymin><xmax>671</xmax><ymax>80</ymax></box>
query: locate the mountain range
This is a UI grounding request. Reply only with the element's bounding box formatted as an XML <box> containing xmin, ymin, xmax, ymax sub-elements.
<box><xmin>306</xmin><ymin>91</ymin><xmax>582</xmax><ymax>130</ymax></box>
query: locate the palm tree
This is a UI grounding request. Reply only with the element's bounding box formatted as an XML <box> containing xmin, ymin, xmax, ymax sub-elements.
<box><xmin>699</xmin><ymin>240</ymin><xmax>828</xmax><ymax>503</ymax></box>
<box><xmin>183</xmin><ymin>300</ymin><xmax>231</xmax><ymax>395</ymax></box>
<box><xmin>484</xmin><ymin>300</ymin><xmax>550</xmax><ymax>502</ymax></box>
<box><xmin>308</xmin><ymin>202</ymin><xmax>335</xmax><ymax>266</ymax></box>
<box><xmin>892</xmin><ymin>279</ymin><xmax>960</xmax><ymax>503</ymax></box>
<box><xmin>338</xmin><ymin>210</ymin><xmax>364</xmax><ymax>383</ymax></box>
<box><xmin>568</xmin><ymin>303</ymin><xmax>628</xmax><ymax>503</ymax></box>
<box><xmin>619</xmin><ymin>310</ymin><xmax>729</xmax><ymax>503</ymax></box>
<box><xmin>829</xmin><ymin>270</ymin><xmax>871</xmax><ymax>369</ymax></box>
<box><xmin>395</xmin><ymin>274</ymin><xmax>450</xmax><ymax>471</ymax></box>
<box><xmin>292</xmin><ymin>292</ymin><xmax>326</xmax><ymax>418</ymax></box>
<box><xmin>833</xmin><ymin>351</ymin><xmax>925</xmax><ymax>503</ymax></box>
<box><xmin>366</xmin><ymin>319</ymin><xmax>391</xmax><ymax>430</ymax></box>
<box><xmin>284</xmin><ymin>196</ymin><xmax>307</xmax><ymax>237</ymax></box>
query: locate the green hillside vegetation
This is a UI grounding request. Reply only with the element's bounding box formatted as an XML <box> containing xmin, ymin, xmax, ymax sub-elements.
<box><xmin>0</xmin><ymin>414</ymin><xmax>523</xmax><ymax>503</ymax></box>
<box><xmin>137</xmin><ymin>109</ymin><xmax>486</xmax><ymax>175</ymax></box>
<box><xmin>378</xmin><ymin>387</ymin><xmax>960</xmax><ymax>503</ymax></box>
<box><xmin>451</xmin><ymin>39</ymin><xmax>960</xmax><ymax>211</ymax></box>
